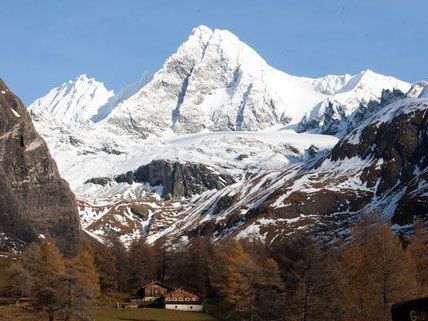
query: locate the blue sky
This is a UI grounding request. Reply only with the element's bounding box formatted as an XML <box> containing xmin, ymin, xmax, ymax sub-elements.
<box><xmin>1</xmin><ymin>0</ymin><xmax>427</xmax><ymax>104</ymax></box>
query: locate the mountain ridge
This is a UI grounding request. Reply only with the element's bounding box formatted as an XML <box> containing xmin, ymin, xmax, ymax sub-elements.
<box><xmin>23</xmin><ymin>25</ymin><xmax>427</xmax><ymax>246</ymax></box>
<box><xmin>29</xmin><ymin>25</ymin><xmax>410</xmax><ymax>137</ymax></box>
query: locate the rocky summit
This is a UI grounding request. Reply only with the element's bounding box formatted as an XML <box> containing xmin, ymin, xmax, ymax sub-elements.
<box><xmin>0</xmin><ymin>79</ymin><xmax>80</xmax><ymax>254</ymax></box>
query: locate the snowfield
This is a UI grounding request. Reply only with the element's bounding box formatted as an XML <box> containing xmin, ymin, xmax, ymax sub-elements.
<box><xmin>41</xmin><ymin>125</ymin><xmax>339</xmax><ymax>199</ymax></box>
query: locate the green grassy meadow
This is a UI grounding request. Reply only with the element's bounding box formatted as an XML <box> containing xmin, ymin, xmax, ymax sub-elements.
<box><xmin>95</xmin><ymin>307</ymin><xmax>217</xmax><ymax>321</ymax></box>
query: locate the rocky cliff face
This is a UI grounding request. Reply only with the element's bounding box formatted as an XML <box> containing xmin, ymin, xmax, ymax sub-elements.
<box><xmin>0</xmin><ymin>79</ymin><xmax>80</xmax><ymax>254</ymax></box>
<box><xmin>86</xmin><ymin>159</ymin><xmax>235</xmax><ymax>199</ymax></box>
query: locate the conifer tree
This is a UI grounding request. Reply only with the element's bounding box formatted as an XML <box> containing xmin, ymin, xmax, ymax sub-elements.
<box><xmin>153</xmin><ymin>236</ymin><xmax>169</xmax><ymax>283</ymax></box>
<box><xmin>23</xmin><ymin>239</ymin><xmax>66</xmax><ymax>321</ymax></box>
<box><xmin>407</xmin><ymin>219</ymin><xmax>428</xmax><ymax>296</ymax></box>
<box><xmin>93</xmin><ymin>241</ymin><xmax>118</xmax><ymax>293</ymax></box>
<box><xmin>107</xmin><ymin>235</ymin><xmax>129</xmax><ymax>292</ymax></box>
<box><xmin>338</xmin><ymin>217</ymin><xmax>418</xmax><ymax>321</ymax></box>
<box><xmin>127</xmin><ymin>238</ymin><xmax>156</xmax><ymax>291</ymax></box>
<box><xmin>210</xmin><ymin>240</ymin><xmax>284</xmax><ymax>321</ymax></box>
<box><xmin>61</xmin><ymin>251</ymin><xmax>100</xmax><ymax>321</ymax></box>
<box><xmin>276</xmin><ymin>237</ymin><xmax>339</xmax><ymax>321</ymax></box>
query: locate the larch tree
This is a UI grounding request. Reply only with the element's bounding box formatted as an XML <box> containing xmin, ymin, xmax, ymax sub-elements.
<box><xmin>127</xmin><ymin>238</ymin><xmax>156</xmax><ymax>291</ymax></box>
<box><xmin>218</xmin><ymin>241</ymin><xmax>255</xmax><ymax>320</ymax></box>
<box><xmin>22</xmin><ymin>239</ymin><xmax>66</xmax><ymax>321</ymax></box>
<box><xmin>276</xmin><ymin>237</ymin><xmax>339</xmax><ymax>321</ymax></box>
<box><xmin>338</xmin><ymin>216</ymin><xmax>418</xmax><ymax>321</ymax></box>
<box><xmin>8</xmin><ymin>239</ymin><xmax>102</xmax><ymax>321</ymax></box>
<box><xmin>407</xmin><ymin>219</ymin><xmax>428</xmax><ymax>296</ymax></box>
<box><xmin>107</xmin><ymin>235</ymin><xmax>129</xmax><ymax>292</ymax></box>
<box><xmin>93</xmin><ymin>241</ymin><xmax>118</xmax><ymax>293</ymax></box>
<box><xmin>210</xmin><ymin>240</ymin><xmax>284</xmax><ymax>321</ymax></box>
<box><xmin>7</xmin><ymin>259</ymin><xmax>33</xmax><ymax>301</ymax></box>
<box><xmin>153</xmin><ymin>236</ymin><xmax>170</xmax><ymax>283</ymax></box>
<box><xmin>180</xmin><ymin>237</ymin><xmax>212</xmax><ymax>297</ymax></box>
<box><xmin>61</xmin><ymin>251</ymin><xmax>101</xmax><ymax>321</ymax></box>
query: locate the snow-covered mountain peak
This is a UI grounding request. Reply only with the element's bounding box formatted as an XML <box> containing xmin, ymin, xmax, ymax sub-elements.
<box><xmin>191</xmin><ymin>24</ymin><xmax>213</xmax><ymax>38</ymax></box>
<box><xmin>29</xmin><ymin>74</ymin><xmax>114</xmax><ymax>127</ymax></box>
<box><xmin>24</xmin><ymin>26</ymin><xmax>428</xmax><ymax>246</ymax></box>
<box><xmin>91</xmin><ymin>72</ymin><xmax>152</xmax><ymax>123</ymax></box>
<box><xmin>74</xmin><ymin>73</ymin><xmax>90</xmax><ymax>82</ymax></box>
<box><xmin>297</xmin><ymin>69</ymin><xmax>411</xmax><ymax>137</ymax></box>
<box><xmin>171</xmin><ymin>25</ymin><xmax>268</xmax><ymax>72</ymax></box>
<box><xmin>103</xmin><ymin>26</ymin><xmax>325</xmax><ymax>136</ymax></box>
<box><xmin>337</xmin><ymin>69</ymin><xmax>409</xmax><ymax>96</ymax></box>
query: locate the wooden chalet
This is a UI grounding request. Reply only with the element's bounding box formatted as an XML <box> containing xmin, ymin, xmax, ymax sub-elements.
<box><xmin>131</xmin><ymin>281</ymin><xmax>203</xmax><ymax>312</ymax></box>
<box><xmin>136</xmin><ymin>281</ymin><xmax>175</xmax><ymax>301</ymax></box>
<box><xmin>164</xmin><ymin>288</ymin><xmax>203</xmax><ymax>311</ymax></box>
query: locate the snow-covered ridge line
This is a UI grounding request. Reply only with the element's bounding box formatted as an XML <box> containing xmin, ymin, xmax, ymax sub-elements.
<box><xmin>29</xmin><ymin>25</ymin><xmax>411</xmax><ymax>137</ymax></box>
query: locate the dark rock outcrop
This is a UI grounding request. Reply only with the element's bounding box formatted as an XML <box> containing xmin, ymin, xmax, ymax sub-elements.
<box><xmin>0</xmin><ymin>79</ymin><xmax>80</xmax><ymax>255</ymax></box>
<box><xmin>84</xmin><ymin>177</ymin><xmax>113</xmax><ymax>186</ymax></box>
<box><xmin>133</xmin><ymin>160</ymin><xmax>235</xmax><ymax>198</ymax></box>
<box><xmin>86</xmin><ymin>159</ymin><xmax>235</xmax><ymax>199</ymax></box>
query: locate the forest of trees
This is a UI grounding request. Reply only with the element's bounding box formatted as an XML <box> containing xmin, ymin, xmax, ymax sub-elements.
<box><xmin>7</xmin><ymin>215</ymin><xmax>428</xmax><ymax>321</ymax></box>
<box><xmin>7</xmin><ymin>239</ymin><xmax>100</xmax><ymax>321</ymax></box>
